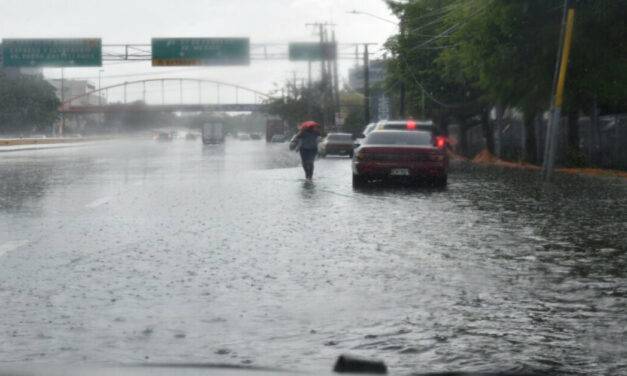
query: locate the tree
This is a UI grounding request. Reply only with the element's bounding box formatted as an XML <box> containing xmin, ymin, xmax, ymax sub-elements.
<box><xmin>385</xmin><ymin>0</ymin><xmax>491</xmax><ymax>156</ymax></box>
<box><xmin>441</xmin><ymin>0</ymin><xmax>627</xmax><ymax>164</ymax></box>
<box><xmin>0</xmin><ymin>73</ymin><xmax>59</xmax><ymax>134</ymax></box>
<box><xmin>262</xmin><ymin>81</ymin><xmax>324</xmax><ymax>130</ymax></box>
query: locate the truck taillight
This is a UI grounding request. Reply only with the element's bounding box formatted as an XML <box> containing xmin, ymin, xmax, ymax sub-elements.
<box><xmin>435</xmin><ymin>136</ymin><xmax>447</xmax><ymax>149</ymax></box>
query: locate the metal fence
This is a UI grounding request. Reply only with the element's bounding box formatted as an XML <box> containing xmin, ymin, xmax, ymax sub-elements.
<box><xmin>451</xmin><ymin>114</ymin><xmax>627</xmax><ymax>170</ymax></box>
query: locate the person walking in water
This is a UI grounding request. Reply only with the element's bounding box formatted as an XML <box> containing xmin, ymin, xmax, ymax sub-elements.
<box><xmin>290</xmin><ymin>121</ymin><xmax>321</xmax><ymax>180</ymax></box>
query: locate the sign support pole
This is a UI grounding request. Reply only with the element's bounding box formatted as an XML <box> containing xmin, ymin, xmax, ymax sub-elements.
<box><xmin>60</xmin><ymin>68</ymin><xmax>65</xmax><ymax>137</ymax></box>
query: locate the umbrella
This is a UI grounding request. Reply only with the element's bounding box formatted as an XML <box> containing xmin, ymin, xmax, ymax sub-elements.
<box><xmin>299</xmin><ymin>121</ymin><xmax>320</xmax><ymax>130</ymax></box>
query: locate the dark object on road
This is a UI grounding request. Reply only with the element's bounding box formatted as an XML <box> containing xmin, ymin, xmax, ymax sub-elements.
<box><xmin>266</xmin><ymin>118</ymin><xmax>285</xmax><ymax>142</ymax></box>
<box><xmin>250</xmin><ymin>133</ymin><xmax>262</xmax><ymax>140</ymax></box>
<box><xmin>352</xmin><ymin>130</ymin><xmax>448</xmax><ymax>188</ymax></box>
<box><xmin>290</xmin><ymin>122</ymin><xmax>321</xmax><ymax>179</ymax></box>
<box><xmin>185</xmin><ymin>133</ymin><xmax>197</xmax><ymax>141</ymax></box>
<box><xmin>318</xmin><ymin>132</ymin><xmax>354</xmax><ymax>158</ymax></box>
<box><xmin>333</xmin><ymin>355</ymin><xmax>387</xmax><ymax>374</ymax></box>
<box><xmin>202</xmin><ymin>123</ymin><xmax>225</xmax><ymax>144</ymax></box>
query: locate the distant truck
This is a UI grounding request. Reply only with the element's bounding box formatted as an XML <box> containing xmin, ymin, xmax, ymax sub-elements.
<box><xmin>265</xmin><ymin>119</ymin><xmax>285</xmax><ymax>142</ymax></box>
<box><xmin>202</xmin><ymin>123</ymin><xmax>225</xmax><ymax>144</ymax></box>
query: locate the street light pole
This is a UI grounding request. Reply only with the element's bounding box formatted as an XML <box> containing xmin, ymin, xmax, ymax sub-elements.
<box><xmin>363</xmin><ymin>44</ymin><xmax>370</xmax><ymax>124</ymax></box>
<box><xmin>348</xmin><ymin>10</ymin><xmax>400</xmax><ymax>121</ymax></box>
<box><xmin>98</xmin><ymin>70</ymin><xmax>103</xmax><ymax>106</ymax></box>
<box><xmin>60</xmin><ymin>68</ymin><xmax>65</xmax><ymax>137</ymax></box>
<box><xmin>98</xmin><ymin>69</ymin><xmax>104</xmax><ymax>129</ymax></box>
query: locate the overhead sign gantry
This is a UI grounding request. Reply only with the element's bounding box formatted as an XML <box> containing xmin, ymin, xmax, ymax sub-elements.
<box><xmin>1</xmin><ymin>38</ymin><xmax>102</xmax><ymax>67</ymax></box>
<box><xmin>288</xmin><ymin>42</ymin><xmax>336</xmax><ymax>61</ymax></box>
<box><xmin>151</xmin><ymin>38</ymin><xmax>250</xmax><ymax>66</ymax></box>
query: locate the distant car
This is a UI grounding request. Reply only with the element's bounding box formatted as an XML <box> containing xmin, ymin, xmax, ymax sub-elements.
<box><xmin>270</xmin><ymin>134</ymin><xmax>286</xmax><ymax>143</ymax></box>
<box><xmin>238</xmin><ymin>133</ymin><xmax>252</xmax><ymax>141</ymax></box>
<box><xmin>185</xmin><ymin>133</ymin><xmax>198</xmax><ymax>141</ymax></box>
<box><xmin>250</xmin><ymin>133</ymin><xmax>262</xmax><ymax>140</ymax></box>
<box><xmin>360</xmin><ymin>123</ymin><xmax>378</xmax><ymax>138</ymax></box>
<box><xmin>155</xmin><ymin>131</ymin><xmax>172</xmax><ymax>142</ymax></box>
<box><xmin>318</xmin><ymin>133</ymin><xmax>354</xmax><ymax>157</ymax></box>
<box><xmin>352</xmin><ymin>130</ymin><xmax>448</xmax><ymax>187</ymax></box>
<box><xmin>375</xmin><ymin>119</ymin><xmax>435</xmax><ymax>132</ymax></box>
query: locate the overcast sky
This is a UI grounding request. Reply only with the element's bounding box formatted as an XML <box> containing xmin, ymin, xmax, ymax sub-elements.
<box><xmin>0</xmin><ymin>0</ymin><xmax>397</xmax><ymax>103</ymax></box>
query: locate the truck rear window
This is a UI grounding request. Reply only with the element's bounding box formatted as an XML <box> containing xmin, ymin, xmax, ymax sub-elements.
<box><xmin>365</xmin><ymin>131</ymin><xmax>432</xmax><ymax>146</ymax></box>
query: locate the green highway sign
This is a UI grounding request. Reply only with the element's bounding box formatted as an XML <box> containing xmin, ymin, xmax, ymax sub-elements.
<box><xmin>1</xmin><ymin>38</ymin><xmax>102</xmax><ymax>67</ymax></box>
<box><xmin>288</xmin><ymin>42</ymin><xmax>336</xmax><ymax>61</ymax></box>
<box><xmin>152</xmin><ymin>38</ymin><xmax>250</xmax><ymax>66</ymax></box>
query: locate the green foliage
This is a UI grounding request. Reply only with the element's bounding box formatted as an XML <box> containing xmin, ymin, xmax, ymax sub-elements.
<box><xmin>385</xmin><ymin>0</ymin><xmax>486</xmax><ymax>124</ymax></box>
<box><xmin>385</xmin><ymin>0</ymin><xmax>627</xmax><ymax>162</ymax></box>
<box><xmin>262</xmin><ymin>81</ymin><xmax>324</xmax><ymax>128</ymax></box>
<box><xmin>0</xmin><ymin>73</ymin><xmax>60</xmax><ymax>134</ymax></box>
<box><xmin>440</xmin><ymin>0</ymin><xmax>627</xmax><ymax>113</ymax></box>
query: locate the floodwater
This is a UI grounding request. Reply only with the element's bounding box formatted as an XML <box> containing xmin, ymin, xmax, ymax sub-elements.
<box><xmin>0</xmin><ymin>138</ymin><xmax>625</xmax><ymax>375</ymax></box>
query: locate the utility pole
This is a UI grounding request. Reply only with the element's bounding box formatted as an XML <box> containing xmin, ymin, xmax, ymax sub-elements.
<box><xmin>98</xmin><ymin>69</ymin><xmax>104</xmax><ymax>129</ymax></box>
<box><xmin>307</xmin><ymin>60</ymin><xmax>312</xmax><ymax>88</ymax></box>
<box><xmin>332</xmin><ymin>30</ymin><xmax>341</xmax><ymax>128</ymax></box>
<box><xmin>399</xmin><ymin>14</ymin><xmax>406</xmax><ymax>118</ymax></box>
<box><xmin>363</xmin><ymin>44</ymin><xmax>370</xmax><ymax>124</ymax></box>
<box><xmin>399</xmin><ymin>82</ymin><xmax>406</xmax><ymax>117</ymax></box>
<box><xmin>60</xmin><ymin>68</ymin><xmax>65</xmax><ymax>137</ymax></box>
<box><xmin>542</xmin><ymin>0</ymin><xmax>576</xmax><ymax>180</ymax></box>
<box><xmin>306</xmin><ymin>21</ymin><xmax>335</xmax><ymax>128</ymax></box>
<box><xmin>292</xmin><ymin>70</ymin><xmax>298</xmax><ymax>99</ymax></box>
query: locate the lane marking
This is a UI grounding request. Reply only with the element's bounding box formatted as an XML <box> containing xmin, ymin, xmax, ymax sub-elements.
<box><xmin>85</xmin><ymin>196</ymin><xmax>111</xmax><ymax>208</ymax></box>
<box><xmin>0</xmin><ymin>240</ymin><xmax>30</xmax><ymax>258</ymax></box>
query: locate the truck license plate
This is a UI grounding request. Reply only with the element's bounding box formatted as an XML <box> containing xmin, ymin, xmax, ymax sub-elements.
<box><xmin>390</xmin><ymin>168</ymin><xmax>410</xmax><ymax>176</ymax></box>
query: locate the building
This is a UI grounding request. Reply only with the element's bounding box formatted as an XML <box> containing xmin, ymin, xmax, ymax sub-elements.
<box><xmin>47</xmin><ymin>79</ymin><xmax>105</xmax><ymax>106</ymax></box>
<box><xmin>348</xmin><ymin>60</ymin><xmax>390</xmax><ymax>121</ymax></box>
<box><xmin>348</xmin><ymin>60</ymin><xmax>387</xmax><ymax>91</ymax></box>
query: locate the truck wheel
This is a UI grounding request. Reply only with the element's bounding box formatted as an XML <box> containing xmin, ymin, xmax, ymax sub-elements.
<box><xmin>352</xmin><ymin>174</ymin><xmax>367</xmax><ymax>188</ymax></box>
<box><xmin>434</xmin><ymin>175</ymin><xmax>448</xmax><ymax>188</ymax></box>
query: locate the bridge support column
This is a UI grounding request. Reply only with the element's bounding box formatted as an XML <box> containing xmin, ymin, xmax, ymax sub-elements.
<box><xmin>179</xmin><ymin>79</ymin><xmax>183</xmax><ymax>104</ymax></box>
<box><xmin>161</xmin><ymin>80</ymin><xmax>165</xmax><ymax>105</ymax></box>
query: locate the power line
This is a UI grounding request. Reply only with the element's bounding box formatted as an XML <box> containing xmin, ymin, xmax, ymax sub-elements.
<box><xmin>403</xmin><ymin>1</ymin><xmax>474</xmax><ymax>35</ymax></box>
<box><xmin>408</xmin><ymin>4</ymin><xmax>488</xmax><ymax>52</ymax></box>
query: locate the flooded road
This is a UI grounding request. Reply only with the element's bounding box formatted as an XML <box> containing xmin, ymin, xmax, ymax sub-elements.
<box><xmin>0</xmin><ymin>138</ymin><xmax>625</xmax><ymax>375</ymax></box>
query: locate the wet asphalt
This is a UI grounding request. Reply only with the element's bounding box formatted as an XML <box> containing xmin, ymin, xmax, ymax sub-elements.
<box><xmin>0</xmin><ymin>138</ymin><xmax>625</xmax><ymax>375</ymax></box>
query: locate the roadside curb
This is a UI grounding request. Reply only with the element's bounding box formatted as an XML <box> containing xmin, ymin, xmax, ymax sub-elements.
<box><xmin>456</xmin><ymin>149</ymin><xmax>627</xmax><ymax>179</ymax></box>
<box><xmin>0</xmin><ymin>137</ymin><xmax>103</xmax><ymax>147</ymax></box>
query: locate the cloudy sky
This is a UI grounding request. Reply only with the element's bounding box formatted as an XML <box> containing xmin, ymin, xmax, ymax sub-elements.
<box><xmin>0</xmin><ymin>0</ymin><xmax>397</xmax><ymax>103</ymax></box>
